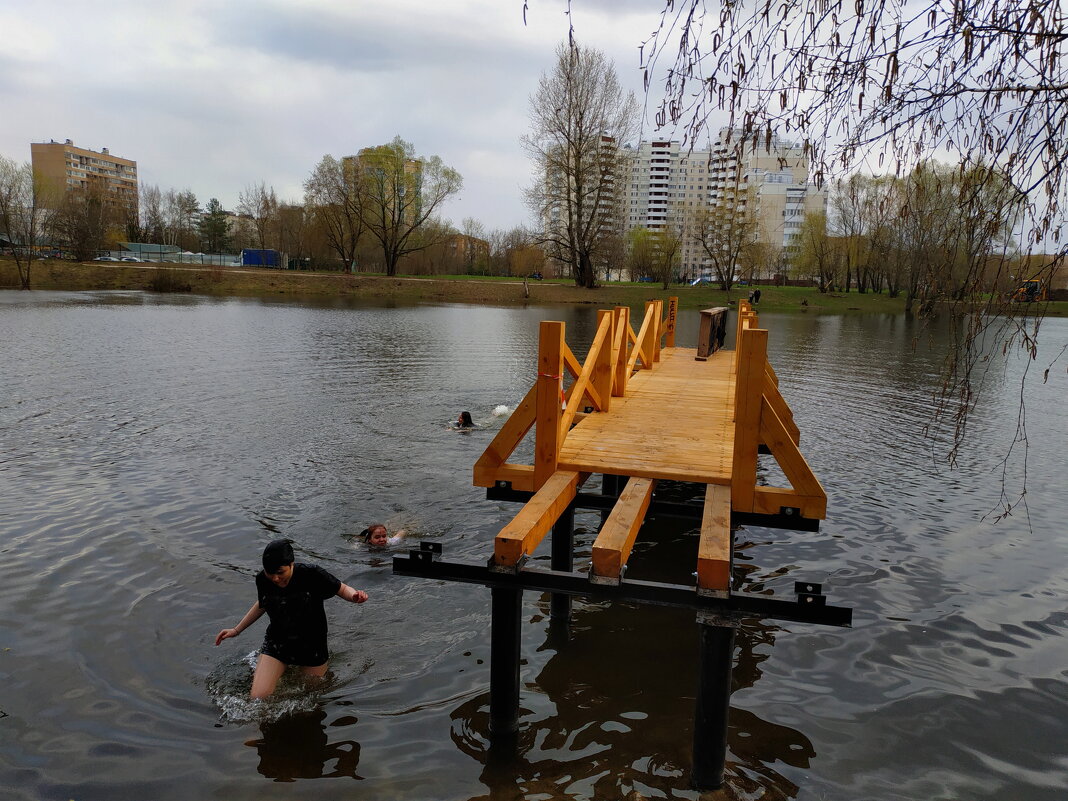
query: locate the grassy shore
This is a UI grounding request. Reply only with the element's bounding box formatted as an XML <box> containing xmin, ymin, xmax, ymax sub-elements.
<box><xmin>3</xmin><ymin>258</ymin><xmax>1065</xmax><ymax>316</ymax></box>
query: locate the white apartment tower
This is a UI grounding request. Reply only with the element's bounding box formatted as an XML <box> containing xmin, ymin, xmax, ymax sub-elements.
<box><xmin>621</xmin><ymin>129</ymin><xmax>826</xmax><ymax>278</ymax></box>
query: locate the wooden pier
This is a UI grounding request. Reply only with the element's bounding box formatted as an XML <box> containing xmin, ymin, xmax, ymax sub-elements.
<box><xmin>394</xmin><ymin>298</ymin><xmax>850</xmax><ymax>790</ymax></box>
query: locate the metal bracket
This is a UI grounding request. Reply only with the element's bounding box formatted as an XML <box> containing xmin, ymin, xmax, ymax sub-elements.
<box><xmin>794</xmin><ymin>580</ymin><xmax>826</xmax><ymax>607</ymax></box>
<box><xmin>407</xmin><ymin>541</ymin><xmax>442</xmax><ymax>565</ymax></box>
<box><xmin>488</xmin><ymin>553</ymin><xmax>527</xmax><ymax>575</ymax></box>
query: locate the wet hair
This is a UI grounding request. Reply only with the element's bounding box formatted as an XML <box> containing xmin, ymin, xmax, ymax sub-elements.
<box><xmin>361</xmin><ymin>524</ymin><xmax>387</xmax><ymax>541</ymax></box>
<box><xmin>458</xmin><ymin>411</ymin><xmax>474</xmax><ymax>428</ymax></box>
<box><xmin>262</xmin><ymin>539</ymin><xmax>295</xmax><ymax>573</ymax></box>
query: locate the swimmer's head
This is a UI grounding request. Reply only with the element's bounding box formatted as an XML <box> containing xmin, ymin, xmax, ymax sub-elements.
<box><xmin>458</xmin><ymin>411</ymin><xmax>474</xmax><ymax>428</ymax></box>
<box><xmin>361</xmin><ymin>524</ymin><xmax>388</xmax><ymax>547</ymax></box>
<box><xmin>262</xmin><ymin>539</ymin><xmax>295</xmax><ymax>574</ymax></box>
<box><xmin>262</xmin><ymin>540</ymin><xmax>295</xmax><ymax>587</ymax></box>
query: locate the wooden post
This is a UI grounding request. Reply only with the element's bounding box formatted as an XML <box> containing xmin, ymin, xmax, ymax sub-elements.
<box><xmin>550</xmin><ymin>502</ymin><xmax>575</xmax><ymax>620</ymax></box>
<box><xmin>732</xmin><ymin>325</ymin><xmax>767</xmax><ymax>513</ymax></box>
<box><xmin>535</xmin><ymin>321</ymin><xmax>565</xmax><ymax>490</ymax></box>
<box><xmin>666</xmin><ymin>296</ymin><xmax>678</xmax><ymax>348</ymax></box>
<box><xmin>653</xmin><ymin>300</ymin><xmax>664</xmax><ymax>363</ymax></box>
<box><xmin>613</xmin><ymin>306</ymin><xmax>630</xmax><ymax>397</ymax></box>
<box><xmin>489</xmin><ymin>586</ymin><xmax>523</xmax><ymax>735</ymax></box>
<box><xmin>692</xmin><ymin>620</ymin><xmax>736</xmax><ymax>790</ymax></box>
<box><xmin>642</xmin><ymin>301</ymin><xmax>658</xmax><ymax>369</ymax></box>
<box><xmin>592</xmin><ymin>309</ymin><xmax>615</xmax><ymax>413</ymax></box>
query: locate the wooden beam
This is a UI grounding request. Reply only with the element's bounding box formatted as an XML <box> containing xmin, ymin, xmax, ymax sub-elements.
<box><xmin>731</xmin><ymin>326</ymin><xmax>767</xmax><ymax>512</ymax></box>
<box><xmin>473</xmin><ymin>462</ymin><xmax>535</xmax><ymax>492</ymax></box>
<box><xmin>591</xmin><ymin>477</ymin><xmax>656</xmax><ymax>579</ymax></box>
<box><xmin>472</xmin><ymin>384</ymin><xmax>536</xmax><ymax>486</ymax></box>
<box><xmin>752</xmin><ymin>486</ymin><xmax>826</xmax><ymax>519</ymax></box>
<box><xmin>494</xmin><ymin>470</ymin><xmax>580</xmax><ymax>567</ymax></box>
<box><xmin>698</xmin><ymin>484</ymin><xmax>732</xmax><ymax>594</ymax></box>
<box><xmin>763</xmin><ymin>376</ymin><xmax>799</xmax><ymax>444</ymax></box>
<box><xmin>534</xmin><ymin>321</ymin><xmax>565</xmax><ymax>489</ymax></box>
<box><xmin>592</xmin><ymin>309</ymin><xmax>615</xmax><ymax>412</ymax></box>
<box><xmin>666</xmin><ymin>296</ymin><xmax>678</xmax><ymax>348</ymax></box>
<box><xmin>561</xmin><ymin>314</ymin><xmax>610</xmax><ymax>433</ymax></box>
<box><xmin>613</xmin><ymin>306</ymin><xmax>630</xmax><ymax>396</ymax></box>
<box><xmin>760</xmin><ymin>397</ymin><xmax>822</xmax><ymax>498</ymax></box>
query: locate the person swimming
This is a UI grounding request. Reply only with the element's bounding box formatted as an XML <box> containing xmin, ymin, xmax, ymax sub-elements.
<box><xmin>456</xmin><ymin>411</ymin><xmax>474</xmax><ymax>429</ymax></box>
<box><xmin>214</xmin><ymin>539</ymin><xmax>368</xmax><ymax>699</ymax></box>
<box><xmin>360</xmin><ymin>523</ymin><xmax>405</xmax><ymax>548</ymax></box>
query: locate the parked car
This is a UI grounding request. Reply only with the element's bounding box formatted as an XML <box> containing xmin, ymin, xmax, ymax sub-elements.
<box><xmin>638</xmin><ymin>276</ymin><xmax>654</xmax><ymax>282</ymax></box>
<box><xmin>120</xmin><ymin>257</ymin><xmax>141</xmax><ymax>263</ymax></box>
<box><xmin>529</xmin><ymin>271</ymin><xmax>543</xmax><ymax>280</ymax></box>
<box><xmin>92</xmin><ymin>256</ymin><xmax>120</xmax><ymax>262</ymax></box>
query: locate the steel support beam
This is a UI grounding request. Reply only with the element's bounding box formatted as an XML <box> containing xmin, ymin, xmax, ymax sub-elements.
<box><xmin>550</xmin><ymin>502</ymin><xmax>575</xmax><ymax>620</ymax></box>
<box><xmin>489</xmin><ymin>586</ymin><xmax>523</xmax><ymax>735</ymax></box>
<box><xmin>393</xmin><ymin>549</ymin><xmax>851</xmax><ymax>627</ymax></box>
<box><xmin>692</xmin><ymin>621</ymin><xmax>737</xmax><ymax>790</ymax></box>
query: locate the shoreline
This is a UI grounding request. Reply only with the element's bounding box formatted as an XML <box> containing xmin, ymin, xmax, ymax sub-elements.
<box><xmin>2</xmin><ymin>259</ymin><xmax>1064</xmax><ymax>316</ymax></box>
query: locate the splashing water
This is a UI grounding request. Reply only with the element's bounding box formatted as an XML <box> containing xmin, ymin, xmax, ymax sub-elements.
<box><xmin>205</xmin><ymin>651</ymin><xmax>327</xmax><ymax>724</ymax></box>
<box><xmin>492</xmin><ymin>404</ymin><xmax>510</xmax><ymax>417</ymax></box>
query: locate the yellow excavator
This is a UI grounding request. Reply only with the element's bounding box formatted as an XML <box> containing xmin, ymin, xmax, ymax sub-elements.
<box><xmin>1010</xmin><ymin>277</ymin><xmax>1049</xmax><ymax>302</ymax></box>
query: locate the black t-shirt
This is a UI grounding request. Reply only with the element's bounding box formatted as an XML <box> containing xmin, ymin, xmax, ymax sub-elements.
<box><xmin>255</xmin><ymin>563</ymin><xmax>341</xmax><ymax>666</ymax></box>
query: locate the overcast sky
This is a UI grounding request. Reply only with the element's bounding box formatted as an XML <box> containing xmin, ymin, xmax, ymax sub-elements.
<box><xmin>0</xmin><ymin>0</ymin><xmax>704</xmax><ymax>232</ymax></box>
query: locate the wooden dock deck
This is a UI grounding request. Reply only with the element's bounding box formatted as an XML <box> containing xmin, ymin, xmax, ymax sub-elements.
<box><xmin>473</xmin><ymin>298</ymin><xmax>826</xmax><ymax>592</ymax></box>
<box><xmin>557</xmin><ymin>346</ymin><xmax>735</xmax><ymax>485</ymax></box>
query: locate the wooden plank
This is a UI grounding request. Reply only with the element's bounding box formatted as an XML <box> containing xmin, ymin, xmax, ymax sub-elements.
<box><xmin>731</xmin><ymin>326</ymin><xmax>767</xmax><ymax>512</ymax></box>
<box><xmin>472</xmin><ymin>383</ymin><xmax>536</xmax><ymax>484</ymax></box>
<box><xmin>760</xmin><ymin>397</ymin><xmax>823</xmax><ymax>497</ymax></box>
<box><xmin>592</xmin><ymin>309</ymin><xmax>615</xmax><ymax>412</ymax></box>
<box><xmin>494</xmin><ymin>470</ymin><xmax>580</xmax><ymax>566</ymax></box>
<box><xmin>651</xmin><ymin>300</ymin><xmax>663</xmax><ymax>364</ymax></box>
<box><xmin>628</xmin><ymin>304</ymin><xmax>654</xmax><ymax>374</ymax></box>
<box><xmin>534</xmin><ymin>321</ymin><xmax>565</xmax><ymax>489</ymax></box>
<box><xmin>665</xmin><ymin>296</ymin><xmax>678</xmax><ymax>348</ymax></box>
<box><xmin>613</xmin><ymin>306</ymin><xmax>630</xmax><ymax>396</ymax></box>
<box><xmin>561</xmin><ymin>314</ymin><xmax>610</xmax><ymax>433</ymax></box>
<box><xmin>752</xmin><ymin>486</ymin><xmax>827</xmax><ymax>519</ymax></box>
<box><xmin>698</xmin><ymin>484</ymin><xmax>732</xmax><ymax>593</ymax></box>
<box><xmin>591</xmin><ymin>477</ymin><xmax>656</xmax><ymax>579</ymax></box>
<box><xmin>763</xmin><ymin>376</ymin><xmax>799</xmax><ymax>444</ymax></box>
<box><xmin>473</xmin><ymin>462</ymin><xmax>535</xmax><ymax>492</ymax></box>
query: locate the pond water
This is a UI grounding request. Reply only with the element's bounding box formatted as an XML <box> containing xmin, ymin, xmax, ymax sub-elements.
<box><xmin>0</xmin><ymin>290</ymin><xmax>1065</xmax><ymax>801</ymax></box>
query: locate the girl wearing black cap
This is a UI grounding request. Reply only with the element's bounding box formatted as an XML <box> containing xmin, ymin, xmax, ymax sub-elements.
<box><xmin>214</xmin><ymin>539</ymin><xmax>368</xmax><ymax>699</ymax></box>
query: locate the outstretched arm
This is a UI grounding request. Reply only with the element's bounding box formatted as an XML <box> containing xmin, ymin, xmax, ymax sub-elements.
<box><xmin>215</xmin><ymin>601</ymin><xmax>264</xmax><ymax>646</ymax></box>
<box><xmin>337</xmin><ymin>583</ymin><xmax>368</xmax><ymax>604</ymax></box>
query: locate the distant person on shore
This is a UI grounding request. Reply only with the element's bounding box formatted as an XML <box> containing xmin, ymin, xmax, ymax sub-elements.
<box><xmin>456</xmin><ymin>411</ymin><xmax>474</xmax><ymax>429</ymax></box>
<box><xmin>360</xmin><ymin>523</ymin><xmax>405</xmax><ymax>548</ymax></box>
<box><xmin>214</xmin><ymin>539</ymin><xmax>367</xmax><ymax>699</ymax></box>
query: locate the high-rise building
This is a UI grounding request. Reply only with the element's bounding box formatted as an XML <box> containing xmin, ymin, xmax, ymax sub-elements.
<box><xmin>620</xmin><ymin>129</ymin><xmax>827</xmax><ymax>278</ymax></box>
<box><xmin>30</xmin><ymin>139</ymin><xmax>138</xmax><ymax>215</ymax></box>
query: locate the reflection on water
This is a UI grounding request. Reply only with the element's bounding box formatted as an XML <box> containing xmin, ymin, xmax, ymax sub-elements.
<box><xmin>247</xmin><ymin>709</ymin><xmax>362</xmax><ymax>782</ymax></box>
<box><xmin>0</xmin><ymin>290</ymin><xmax>1065</xmax><ymax>801</ymax></box>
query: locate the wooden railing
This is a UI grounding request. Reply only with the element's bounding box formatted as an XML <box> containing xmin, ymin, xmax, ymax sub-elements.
<box><xmin>474</xmin><ymin>297</ymin><xmax>679</xmax><ymax>493</ymax></box>
<box><xmin>731</xmin><ymin>300</ymin><xmax>825</xmax><ymax>519</ymax></box>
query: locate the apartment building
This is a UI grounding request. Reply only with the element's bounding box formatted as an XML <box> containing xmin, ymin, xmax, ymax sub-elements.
<box><xmin>31</xmin><ymin>139</ymin><xmax>138</xmax><ymax>215</ymax></box>
<box><xmin>621</xmin><ymin>129</ymin><xmax>826</xmax><ymax>277</ymax></box>
<box><xmin>706</xmin><ymin>128</ymin><xmax>826</xmax><ymax>253</ymax></box>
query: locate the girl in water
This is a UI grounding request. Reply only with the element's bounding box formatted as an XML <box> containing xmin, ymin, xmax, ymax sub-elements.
<box><xmin>360</xmin><ymin>523</ymin><xmax>405</xmax><ymax>547</ymax></box>
<box><xmin>214</xmin><ymin>539</ymin><xmax>368</xmax><ymax>699</ymax></box>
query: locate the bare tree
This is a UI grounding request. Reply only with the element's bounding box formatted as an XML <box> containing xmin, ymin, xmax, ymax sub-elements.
<box><xmin>238</xmin><ymin>182</ymin><xmax>279</xmax><ymax>253</ymax></box>
<box><xmin>690</xmin><ymin>196</ymin><xmax>760</xmax><ymax>292</ymax></box>
<box><xmin>304</xmin><ymin>155</ymin><xmax>365</xmax><ymax>272</ymax></box>
<box><xmin>523</xmin><ymin>42</ymin><xmax>639</xmax><ymax>288</ymax></box>
<box><xmin>49</xmin><ymin>184</ymin><xmax>113</xmax><ymax>262</ymax></box>
<box><xmin>357</xmin><ymin>137</ymin><xmax>462</xmax><ymax>276</ymax></box>
<box><xmin>0</xmin><ymin>157</ymin><xmax>43</xmax><ymax>289</ymax></box>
